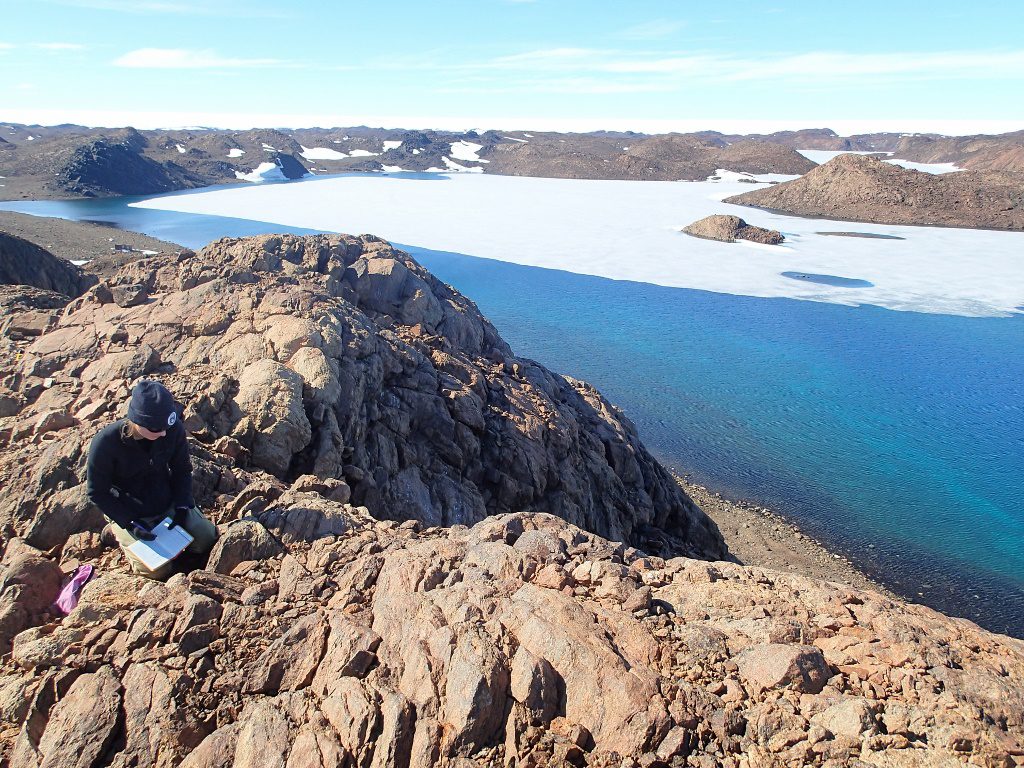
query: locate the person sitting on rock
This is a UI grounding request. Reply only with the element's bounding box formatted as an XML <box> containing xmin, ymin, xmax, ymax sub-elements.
<box><xmin>86</xmin><ymin>379</ymin><xmax>218</xmax><ymax>579</ymax></box>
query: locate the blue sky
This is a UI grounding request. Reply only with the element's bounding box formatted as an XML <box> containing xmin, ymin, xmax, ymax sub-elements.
<box><xmin>2</xmin><ymin>0</ymin><xmax>1022</xmax><ymax>135</ymax></box>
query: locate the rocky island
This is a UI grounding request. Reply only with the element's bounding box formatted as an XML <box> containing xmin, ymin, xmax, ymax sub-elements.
<box><xmin>1</xmin><ymin>230</ymin><xmax>1023</xmax><ymax>767</ymax></box>
<box><xmin>682</xmin><ymin>215</ymin><xmax>785</xmax><ymax>245</ymax></box>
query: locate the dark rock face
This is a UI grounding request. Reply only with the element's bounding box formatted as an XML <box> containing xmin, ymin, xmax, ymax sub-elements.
<box><xmin>683</xmin><ymin>215</ymin><xmax>785</xmax><ymax>245</ymax></box>
<box><xmin>273</xmin><ymin>153</ymin><xmax>310</xmax><ymax>179</ymax></box>
<box><xmin>0</xmin><ymin>232</ymin><xmax>725</xmax><ymax>561</ymax></box>
<box><xmin>726</xmin><ymin>153</ymin><xmax>1024</xmax><ymax>230</ymax></box>
<box><xmin>0</xmin><ymin>231</ymin><xmax>95</xmax><ymax>297</ymax></box>
<box><xmin>54</xmin><ymin>136</ymin><xmax>205</xmax><ymax>197</ymax></box>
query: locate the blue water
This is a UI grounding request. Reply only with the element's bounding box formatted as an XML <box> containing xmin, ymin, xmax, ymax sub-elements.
<box><xmin>4</xmin><ymin>193</ymin><xmax>1023</xmax><ymax>637</ymax></box>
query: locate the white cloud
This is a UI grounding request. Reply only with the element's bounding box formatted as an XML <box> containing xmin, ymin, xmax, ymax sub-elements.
<box><xmin>113</xmin><ymin>48</ymin><xmax>283</xmax><ymax>69</ymax></box>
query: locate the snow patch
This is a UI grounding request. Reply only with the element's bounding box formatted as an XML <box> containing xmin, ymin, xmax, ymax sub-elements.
<box><xmin>442</xmin><ymin>156</ymin><xmax>484</xmax><ymax>173</ymax></box>
<box><xmin>503</xmin><ymin>136</ymin><xmax>529</xmax><ymax>143</ymax></box>
<box><xmin>382</xmin><ymin>140</ymin><xmax>402</xmax><ymax>151</ymax></box>
<box><xmin>70</xmin><ymin>259</ymin><xmax>90</xmax><ymax>266</ymax></box>
<box><xmin>381</xmin><ymin>165</ymin><xmax>406</xmax><ymax>173</ymax></box>
<box><xmin>234</xmin><ymin>161</ymin><xmax>286</xmax><ymax>183</ymax></box>
<box><xmin>227</xmin><ymin>148</ymin><xmax>245</xmax><ymax>158</ymax></box>
<box><xmin>450</xmin><ymin>141</ymin><xmax>489</xmax><ymax>163</ymax></box>
<box><xmin>26</xmin><ymin>136</ymin><xmax>34</xmax><ymax>140</ymax></box>
<box><xmin>141</xmin><ymin>249</ymin><xmax>159</xmax><ymax>255</ymax></box>
<box><xmin>348</xmin><ymin>149</ymin><xmax>379</xmax><ymax>157</ymax></box>
<box><xmin>300</xmin><ymin>145</ymin><xmax>348</xmax><ymax>160</ymax></box>
<box><xmin>412</xmin><ymin>148</ymin><xmax>421</xmax><ymax>155</ymax></box>
<box><xmin>176</xmin><ymin>144</ymin><xmax>186</xmax><ymax>154</ymax></box>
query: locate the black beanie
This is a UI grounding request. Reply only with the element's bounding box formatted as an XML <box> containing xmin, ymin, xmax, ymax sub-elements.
<box><xmin>127</xmin><ymin>380</ymin><xmax>177</xmax><ymax>432</ymax></box>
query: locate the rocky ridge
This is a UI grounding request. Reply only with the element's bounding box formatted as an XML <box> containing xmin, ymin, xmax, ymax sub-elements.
<box><xmin>725</xmin><ymin>154</ymin><xmax>1024</xmax><ymax>230</ymax></box>
<box><xmin>0</xmin><ymin>233</ymin><xmax>724</xmax><ymax>558</ymax></box>
<box><xmin>0</xmin><ymin>231</ymin><xmax>94</xmax><ymax>298</ymax></box>
<box><xmin>682</xmin><ymin>216</ymin><xmax>784</xmax><ymax>245</ymax></box>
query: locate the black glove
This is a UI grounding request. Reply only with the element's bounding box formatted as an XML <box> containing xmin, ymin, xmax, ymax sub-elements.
<box><xmin>130</xmin><ymin>522</ymin><xmax>156</xmax><ymax>542</ymax></box>
<box><xmin>172</xmin><ymin>506</ymin><xmax>191</xmax><ymax>529</ymax></box>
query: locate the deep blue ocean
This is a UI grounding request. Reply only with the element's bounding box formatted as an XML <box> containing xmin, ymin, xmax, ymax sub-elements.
<box><xmin>3</xmin><ymin>190</ymin><xmax>1022</xmax><ymax>637</ymax></box>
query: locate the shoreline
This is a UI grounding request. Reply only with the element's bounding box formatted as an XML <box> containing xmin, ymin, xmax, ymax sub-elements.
<box><xmin>676</xmin><ymin>474</ymin><xmax>897</xmax><ymax>598</ymax></box>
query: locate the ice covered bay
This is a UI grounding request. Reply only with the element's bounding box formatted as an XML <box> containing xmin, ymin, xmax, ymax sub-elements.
<box><xmin>131</xmin><ymin>173</ymin><xmax>1023</xmax><ymax>317</ymax></box>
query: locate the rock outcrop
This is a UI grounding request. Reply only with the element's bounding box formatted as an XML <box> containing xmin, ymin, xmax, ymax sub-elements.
<box><xmin>0</xmin><ymin>232</ymin><xmax>724</xmax><ymax>560</ymax></box>
<box><xmin>726</xmin><ymin>153</ymin><xmax>1024</xmax><ymax>230</ymax></box>
<box><xmin>683</xmin><ymin>215</ymin><xmax>785</xmax><ymax>245</ymax></box>
<box><xmin>53</xmin><ymin>129</ymin><xmax>207</xmax><ymax>197</ymax></box>
<box><xmin>1</xmin><ymin>232</ymin><xmax>1023</xmax><ymax>766</ymax></box>
<box><xmin>2</xmin><ymin>509</ymin><xmax>1023</xmax><ymax>767</ymax></box>
<box><xmin>0</xmin><ymin>232</ymin><xmax>95</xmax><ymax>297</ymax></box>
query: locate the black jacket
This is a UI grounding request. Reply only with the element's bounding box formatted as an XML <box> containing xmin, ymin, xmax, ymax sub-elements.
<box><xmin>86</xmin><ymin>419</ymin><xmax>195</xmax><ymax>528</ymax></box>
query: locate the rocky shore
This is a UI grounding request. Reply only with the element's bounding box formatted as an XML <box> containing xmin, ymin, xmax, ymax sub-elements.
<box><xmin>1</xmin><ymin>221</ymin><xmax>1023</xmax><ymax>766</ymax></box>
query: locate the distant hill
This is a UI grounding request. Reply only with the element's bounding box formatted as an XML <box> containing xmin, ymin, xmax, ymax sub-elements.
<box><xmin>725</xmin><ymin>153</ymin><xmax>1024</xmax><ymax>230</ymax></box>
<box><xmin>2</xmin><ymin>122</ymin><xmax>1022</xmax><ymax>200</ymax></box>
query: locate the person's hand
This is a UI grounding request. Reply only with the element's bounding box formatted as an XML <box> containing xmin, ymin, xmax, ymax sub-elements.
<box><xmin>131</xmin><ymin>522</ymin><xmax>156</xmax><ymax>542</ymax></box>
<box><xmin>172</xmin><ymin>506</ymin><xmax>191</xmax><ymax>529</ymax></box>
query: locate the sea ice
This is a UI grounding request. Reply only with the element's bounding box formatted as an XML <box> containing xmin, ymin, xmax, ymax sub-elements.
<box><xmin>449</xmin><ymin>141</ymin><xmax>489</xmax><ymax>163</ymax></box>
<box><xmin>380</xmin><ymin>165</ymin><xmax>405</xmax><ymax>173</ymax></box>
<box><xmin>382</xmin><ymin>141</ymin><xmax>403</xmax><ymax>151</ymax></box>
<box><xmin>233</xmin><ymin>162</ymin><xmax>286</xmax><ymax>183</ymax></box>
<box><xmin>300</xmin><ymin>145</ymin><xmax>349</xmax><ymax>160</ymax></box>
<box><xmin>884</xmin><ymin>158</ymin><xmax>964</xmax><ymax>174</ymax></box>
<box><xmin>227</xmin><ymin>148</ymin><xmax>245</xmax><ymax>158</ymax></box>
<box><xmin>131</xmin><ymin>172</ymin><xmax>1024</xmax><ymax>317</ymax></box>
<box><xmin>706</xmin><ymin>169</ymin><xmax>801</xmax><ymax>184</ymax></box>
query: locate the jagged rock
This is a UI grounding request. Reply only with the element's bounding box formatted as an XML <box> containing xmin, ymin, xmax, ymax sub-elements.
<box><xmin>0</xmin><ymin>233</ymin><xmax>725</xmax><ymax>561</ymax></box>
<box><xmin>206</xmin><ymin>520</ymin><xmax>283</xmax><ymax>575</ymax></box>
<box><xmin>735</xmin><ymin>643</ymin><xmax>832</xmax><ymax>694</ymax></box>
<box><xmin>0</xmin><ymin>541</ymin><xmax>64</xmax><ymax>654</ymax></box>
<box><xmin>0</xmin><ymin>510</ymin><xmax>1021</xmax><ymax>765</ymax></box>
<box><xmin>32</xmin><ymin>666</ymin><xmax>121</xmax><ymax>768</ymax></box>
<box><xmin>682</xmin><ymin>214</ymin><xmax>784</xmax><ymax>245</ymax></box>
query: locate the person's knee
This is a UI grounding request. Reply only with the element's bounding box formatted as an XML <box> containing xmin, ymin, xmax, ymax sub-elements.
<box><xmin>184</xmin><ymin>507</ymin><xmax>218</xmax><ymax>553</ymax></box>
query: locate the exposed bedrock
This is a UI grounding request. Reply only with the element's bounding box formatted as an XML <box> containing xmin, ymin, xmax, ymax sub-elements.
<box><xmin>0</xmin><ymin>232</ymin><xmax>724</xmax><ymax>560</ymax></box>
<box><xmin>1</xmin><ymin>510</ymin><xmax>1022</xmax><ymax>766</ymax></box>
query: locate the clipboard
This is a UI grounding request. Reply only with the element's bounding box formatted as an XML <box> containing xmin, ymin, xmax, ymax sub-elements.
<box><xmin>125</xmin><ymin>517</ymin><xmax>194</xmax><ymax>572</ymax></box>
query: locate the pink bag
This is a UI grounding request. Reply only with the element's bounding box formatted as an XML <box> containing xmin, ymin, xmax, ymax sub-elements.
<box><xmin>52</xmin><ymin>565</ymin><xmax>95</xmax><ymax>615</ymax></box>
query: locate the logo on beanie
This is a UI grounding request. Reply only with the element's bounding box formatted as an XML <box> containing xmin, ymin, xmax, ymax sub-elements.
<box><xmin>167</xmin><ymin>412</ymin><xmax>177</xmax><ymax>427</ymax></box>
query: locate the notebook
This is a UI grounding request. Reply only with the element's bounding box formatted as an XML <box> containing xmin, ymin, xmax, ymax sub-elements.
<box><xmin>126</xmin><ymin>517</ymin><xmax>194</xmax><ymax>572</ymax></box>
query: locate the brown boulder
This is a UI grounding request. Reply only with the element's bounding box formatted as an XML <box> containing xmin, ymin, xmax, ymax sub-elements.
<box><xmin>735</xmin><ymin>643</ymin><xmax>833</xmax><ymax>694</ymax></box>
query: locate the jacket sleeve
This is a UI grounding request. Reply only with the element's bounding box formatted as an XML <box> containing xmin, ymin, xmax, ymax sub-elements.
<box><xmin>86</xmin><ymin>432</ymin><xmax>142</xmax><ymax>529</ymax></box>
<box><xmin>168</xmin><ymin>424</ymin><xmax>196</xmax><ymax>509</ymax></box>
